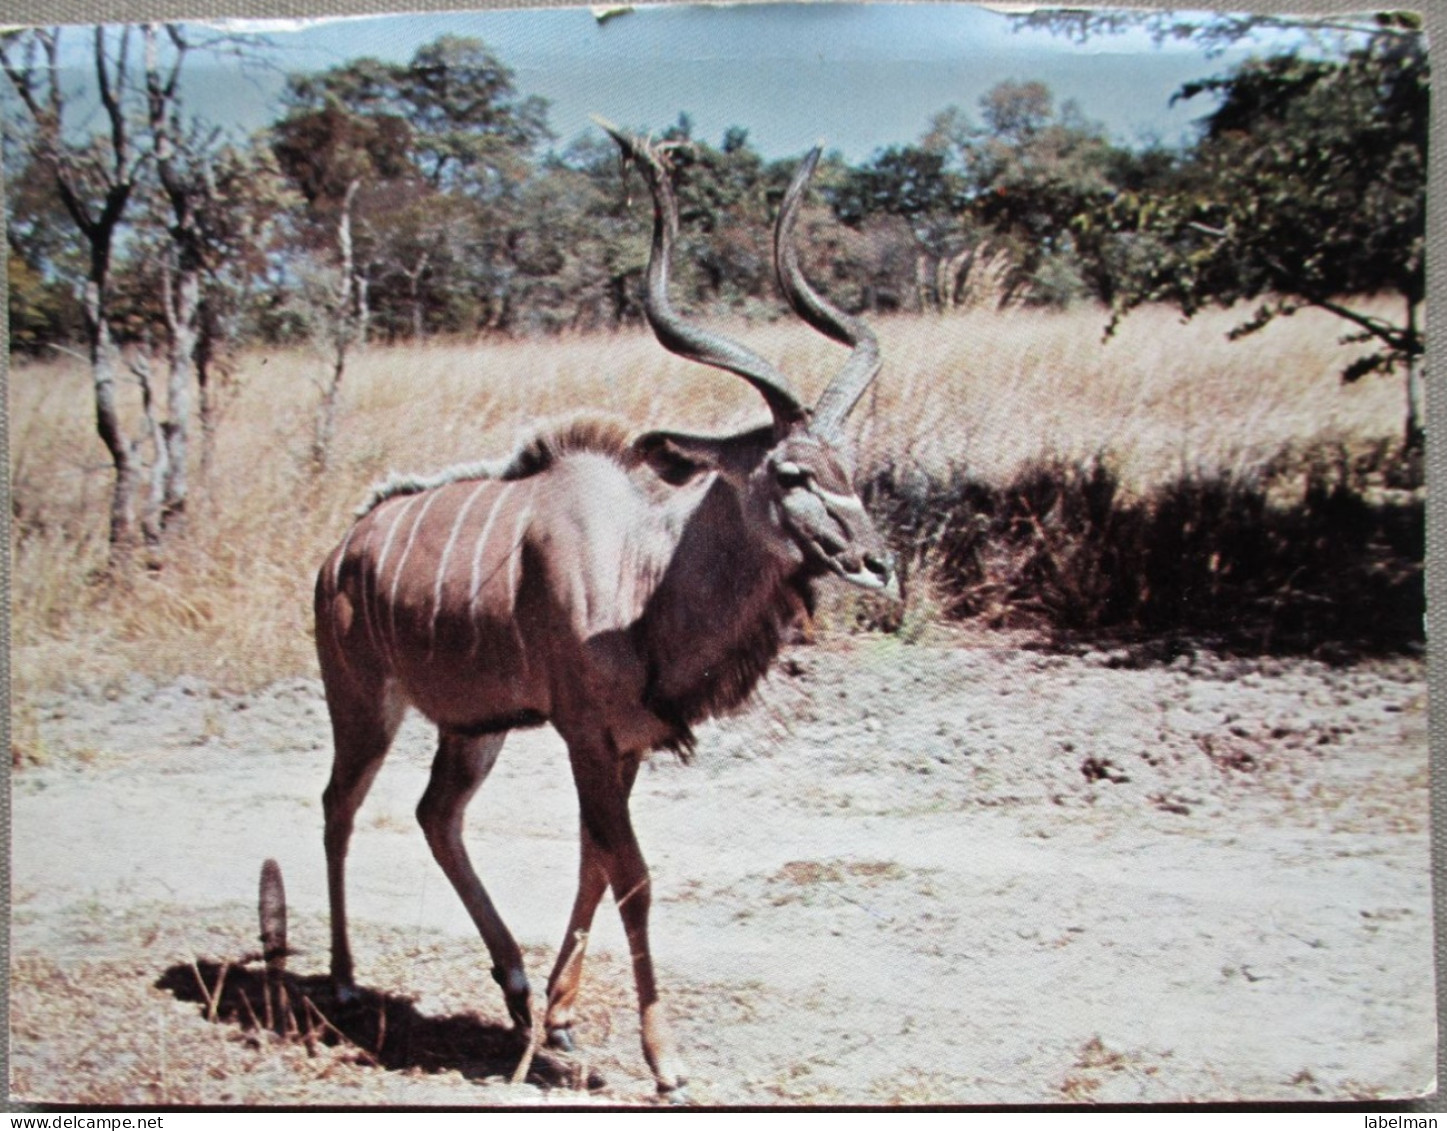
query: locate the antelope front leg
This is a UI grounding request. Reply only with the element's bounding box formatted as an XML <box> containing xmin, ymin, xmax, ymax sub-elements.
<box><xmin>543</xmin><ymin>825</ymin><xmax>608</xmax><ymax>1051</ymax></box>
<box><xmin>568</xmin><ymin>743</ymin><xmax>688</xmax><ymax>1100</ymax></box>
<box><xmin>417</xmin><ymin>730</ymin><xmax>533</xmax><ymax>1031</ymax></box>
<box><xmin>545</xmin><ymin>757</ymin><xmax>640</xmax><ymax>1051</ymax></box>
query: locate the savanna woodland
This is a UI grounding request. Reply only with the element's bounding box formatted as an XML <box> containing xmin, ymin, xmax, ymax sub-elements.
<box><xmin>5</xmin><ymin>11</ymin><xmax>1427</xmax><ymax>697</ymax></box>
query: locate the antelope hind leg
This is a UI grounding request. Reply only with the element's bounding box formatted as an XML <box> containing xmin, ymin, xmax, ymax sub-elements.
<box><xmin>321</xmin><ymin>685</ymin><xmax>403</xmax><ymax>996</ymax></box>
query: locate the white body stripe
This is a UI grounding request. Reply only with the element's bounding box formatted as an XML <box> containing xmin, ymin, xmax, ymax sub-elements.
<box><xmin>332</xmin><ymin>523</ymin><xmax>358</xmax><ymax>591</ymax></box>
<box><xmin>504</xmin><ymin>500</ymin><xmax>534</xmax><ymax>664</ymax></box>
<box><xmin>504</xmin><ymin>502</ymin><xmax>532</xmax><ymax>609</ymax></box>
<box><xmin>430</xmin><ymin>479</ymin><xmax>494</xmax><ymax>652</ymax></box>
<box><xmin>356</xmin><ymin>500</ymin><xmax>400</xmax><ymax>659</ymax></box>
<box><xmin>371</xmin><ymin>494</ymin><xmax>423</xmax><ymax>669</ymax></box>
<box><xmin>387</xmin><ymin>488</ymin><xmax>445</xmax><ymax>659</ymax></box>
<box><xmin>468</xmin><ymin>482</ymin><xmax>517</xmax><ymax>654</ymax></box>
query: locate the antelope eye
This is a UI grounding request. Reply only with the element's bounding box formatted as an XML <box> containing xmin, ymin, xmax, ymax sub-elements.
<box><xmin>774</xmin><ymin>460</ymin><xmax>808</xmax><ymax>489</ymax></box>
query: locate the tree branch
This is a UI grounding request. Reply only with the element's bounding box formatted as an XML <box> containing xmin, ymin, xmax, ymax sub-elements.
<box><xmin>0</xmin><ymin>34</ymin><xmax>45</xmax><ymax>122</ymax></box>
<box><xmin>1301</xmin><ymin>294</ymin><xmax>1418</xmax><ymax>356</ymax></box>
<box><xmin>2</xmin><ymin>30</ymin><xmax>100</xmax><ymax>238</ymax></box>
<box><xmin>94</xmin><ymin>26</ymin><xmax>132</xmax><ymax>186</ymax></box>
<box><xmin>1255</xmin><ymin>251</ymin><xmax>1417</xmax><ymax>356</ymax></box>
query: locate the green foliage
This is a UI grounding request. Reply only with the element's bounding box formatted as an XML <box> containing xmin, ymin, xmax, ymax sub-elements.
<box><xmin>104</xmin><ymin>139</ymin><xmax>296</xmax><ymax>352</ymax></box>
<box><xmin>5</xmin><ymin>149</ymin><xmax>85</xmax><ymax>352</ymax></box>
<box><xmin>279</xmin><ymin>36</ymin><xmax>550</xmax><ymax>195</ymax></box>
<box><xmin>394</xmin><ymin>35</ymin><xmax>552</xmax><ymax>190</ymax></box>
<box><xmin>835</xmin><ymin>145</ymin><xmax>965</xmax><ymax>231</ymax></box>
<box><xmin>271</xmin><ymin>100</ymin><xmax>416</xmax><ymax>209</ymax></box>
<box><xmin>1094</xmin><ymin>31</ymin><xmax>1426</xmax><ymax>406</ymax></box>
<box><xmin>269</xmin><ymin>36</ymin><xmax>554</xmax><ymax>341</ymax></box>
<box><xmin>7</xmin><ymin>255</ymin><xmax>80</xmax><ymax>355</ymax></box>
<box><xmin>833</xmin><ymin>81</ymin><xmax>1131</xmax><ymax>310</ymax></box>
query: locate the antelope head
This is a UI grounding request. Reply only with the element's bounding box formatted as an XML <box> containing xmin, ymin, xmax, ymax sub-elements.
<box><xmin>605</xmin><ymin>125</ymin><xmax>899</xmax><ymax>597</ymax></box>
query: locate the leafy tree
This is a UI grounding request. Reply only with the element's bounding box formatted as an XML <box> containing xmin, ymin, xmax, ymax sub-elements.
<box><xmin>662</xmin><ymin>124</ymin><xmax>777</xmax><ymax>313</ymax></box>
<box><xmin>578</xmin><ymin>120</ymin><xmax>792</xmax><ymax>324</ymax></box>
<box><xmin>395</xmin><ymin>35</ymin><xmax>551</xmax><ymax>192</ymax></box>
<box><xmin>948</xmin><ymin>83</ymin><xmax>1121</xmax><ymax>307</ymax></box>
<box><xmin>7</xmin><ymin>256</ymin><xmax>79</xmax><ymax>354</ymax></box>
<box><xmin>1099</xmin><ymin>29</ymin><xmax>1427</xmax><ymax>448</ymax></box>
<box><xmin>3</xmin><ymin>24</ymin><xmax>276</xmax><ymax>555</ymax></box>
<box><xmin>112</xmin><ymin>136</ymin><xmax>294</xmax><ymax>476</ymax></box>
<box><xmin>835</xmin><ymin>144</ymin><xmax>964</xmax><ymax>232</ymax></box>
<box><xmin>835</xmin><ymin>82</ymin><xmax>1128</xmax><ymax>312</ymax></box>
<box><xmin>271</xmin><ymin>36</ymin><xmax>553</xmax><ymax>462</ymax></box>
<box><xmin>273</xmin><ymin>36</ymin><xmax>552</xmax><ymax>339</ymax></box>
<box><xmin>500</xmin><ymin>137</ymin><xmax>643</xmax><ymax>333</ymax></box>
<box><xmin>833</xmin><ymin>143</ymin><xmax>971</xmax><ymax>311</ymax></box>
<box><xmin>1019</xmin><ymin>9</ymin><xmax>1428</xmax><ymax>451</ymax></box>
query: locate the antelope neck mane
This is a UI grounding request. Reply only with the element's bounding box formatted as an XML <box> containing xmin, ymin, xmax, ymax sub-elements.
<box><xmin>649</xmin><ymin>574</ymin><xmax>811</xmax><ymax>743</ymax></box>
<box><xmin>358</xmin><ymin>414</ymin><xmax>639</xmax><ymax>515</ymax></box>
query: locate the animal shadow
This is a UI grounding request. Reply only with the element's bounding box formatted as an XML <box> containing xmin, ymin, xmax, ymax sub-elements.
<box><xmin>156</xmin><ymin>960</ymin><xmax>600</xmax><ymax>1093</ymax></box>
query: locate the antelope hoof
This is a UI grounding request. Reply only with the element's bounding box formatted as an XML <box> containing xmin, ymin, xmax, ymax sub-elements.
<box><xmin>546</xmin><ymin>1026</ymin><xmax>577</xmax><ymax>1052</ymax></box>
<box><xmin>657</xmin><ymin>1081</ymin><xmax>691</xmax><ymax>1106</ymax></box>
<box><xmin>507</xmin><ymin>998</ymin><xmax>533</xmax><ymax>1033</ymax></box>
<box><xmin>492</xmin><ymin>966</ymin><xmax>533</xmax><ymax>1032</ymax></box>
<box><xmin>333</xmin><ymin>979</ymin><xmax>361</xmax><ymax>1007</ymax></box>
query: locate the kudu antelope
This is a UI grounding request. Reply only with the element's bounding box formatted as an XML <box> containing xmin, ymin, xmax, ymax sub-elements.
<box><xmin>314</xmin><ymin>127</ymin><xmax>896</xmax><ymax>1099</ymax></box>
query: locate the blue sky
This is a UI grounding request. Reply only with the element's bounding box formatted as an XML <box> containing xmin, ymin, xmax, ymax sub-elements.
<box><xmin>56</xmin><ymin>4</ymin><xmax>1308</xmax><ymax>160</ymax></box>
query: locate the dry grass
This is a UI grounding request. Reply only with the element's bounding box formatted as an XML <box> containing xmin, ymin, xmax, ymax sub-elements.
<box><xmin>855</xmin><ymin>302</ymin><xmax>1404</xmax><ymax>486</ymax></box>
<box><xmin>9</xmin><ymin>302</ymin><xmax>1408</xmax><ymax>695</ymax></box>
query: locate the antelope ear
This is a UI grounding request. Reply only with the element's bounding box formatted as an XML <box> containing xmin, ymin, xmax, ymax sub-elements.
<box><xmin>633</xmin><ymin>431</ymin><xmax>719</xmax><ymax>485</ymax></box>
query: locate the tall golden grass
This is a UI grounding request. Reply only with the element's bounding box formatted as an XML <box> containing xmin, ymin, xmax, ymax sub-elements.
<box><xmin>9</xmin><ymin>302</ymin><xmax>1407</xmax><ymax>694</ymax></box>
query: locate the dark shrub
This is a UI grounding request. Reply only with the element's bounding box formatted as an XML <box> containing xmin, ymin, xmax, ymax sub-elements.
<box><xmin>862</xmin><ymin>442</ymin><xmax>1424</xmax><ymax>658</ymax></box>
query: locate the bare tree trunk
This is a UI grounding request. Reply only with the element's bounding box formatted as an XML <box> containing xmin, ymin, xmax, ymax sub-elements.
<box><xmin>313</xmin><ymin>340</ymin><xmax>350</xmax><ymax>472</ymax></box>
<box><xmin>85</xmin><ymin>279</ymin><xmax>141</xmax><ymax>564</ymax></box>
<box><xmin>4</xmin><ymin>27</ymin><xmax>145</xmax><ymax>569</ymax></box>
<box><xmin>144</xmin><ymin>24</ymin><xmax>200</xmax><ymax>537</ymax></box>
<box><xmin>1404</xmin><ymin>301</ymin><xmax>1425</xmax><ymax>455</ymax></box>
<box><xmin>160</xmin><ymin>258</ymin><xmax>199</xmax><ymax>529</ymax></box>
<box><xmin>355</xmin><ymin>269</ymin><xmax>371</xmax><ymax>349</ymax></box>
<box><xmin>404</xmin><ymin>251</ymin><xmax>430</xmax><ymax>341</ymax></box>
<box><xmin>196</xmin><ymin>306</ymin><xmax>219</xmax><ymax>482</ymax></box>
<box><xmin>914</xmin><ymin>253</ymin><xmax>934</xmax><ymax>313</ymax></box>
<box><xmin>130</xmin><ymin>347</ymin><xmax>168</xmax><ymax>554</ymax></box>
<box><xmin>312</xmin><ymin>179</ymin><xmax>362</xmax><ymax>473</ymax></box>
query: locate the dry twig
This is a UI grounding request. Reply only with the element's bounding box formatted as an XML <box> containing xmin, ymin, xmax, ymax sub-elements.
<box><xmin>302</xmin><ymin>995</ymin><xmax>382</xmax><ymax>1069</ymax></box>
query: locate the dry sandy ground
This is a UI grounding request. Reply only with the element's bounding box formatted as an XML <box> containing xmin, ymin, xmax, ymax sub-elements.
<box><xmin>9</xmin><ymin>639</ymin><xmax>1436</xmax><ymax>1106</ymax></box>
